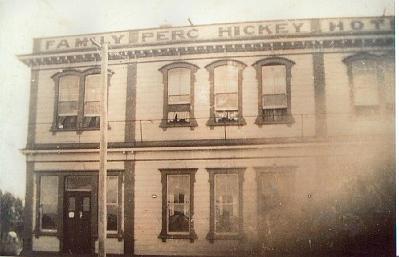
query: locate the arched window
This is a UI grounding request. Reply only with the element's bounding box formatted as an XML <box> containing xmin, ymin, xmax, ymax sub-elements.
<box><xmin>205</xmin><ymin>60</ymin><xmax>246</xmax><ymax>127</ymax></box>
<box><xmin>159</xmin><ymin>62</ymin><xmax>199</xmax><ymax>129</ymax></box>
<box><xmin>343</xmin><ymin>52</ymin><xmax>394</xmax><ymax>115</ymax></box>
<box><xmin>253</xmin><ymin>57</ymin><xmax>295</xmax><ymax>125</ymax></box>
<box><xmin>51</xmin><ymin>67</ymin><xmax>113</xmax><ymax>131</ymax></box>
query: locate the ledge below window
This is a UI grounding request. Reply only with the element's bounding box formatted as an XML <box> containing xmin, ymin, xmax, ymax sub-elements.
<box><xmin>206</xmin><ymin>117</ymin><xmax>246</xmax><ymax>128</ymax></box>
<box><xmin>158</xmin><ymin>231</ymin><xmax>198</xmax><ymax>243</ymax></box>
<box><xmin>206</xmin><ymin>232</ymin><xmax>244</xmax><ymax>243</ymax></box>
<box><xmin>255</xmin><ymin>114</ymin><xmax>295</xmax><ymax>126</ymax></box>
<box><xmin>159</xmin><ymin>119</ymin><xmax>198</xmax><ymax>130</ymax></box>
<box><xmin>34</xmin><ymin>229</ymin><xmax>58</xmax><ymax>238</ymax></box>
<box><xmin>50</xmin><ymin>125</ymin><xmax>111</xmax><ymax>134</ymax></box>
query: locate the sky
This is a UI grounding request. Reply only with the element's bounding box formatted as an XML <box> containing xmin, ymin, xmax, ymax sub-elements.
<box><xmin>0</xmin><ymin>0</ymin><xmax>395</xmax><ymax>200</ymax></box>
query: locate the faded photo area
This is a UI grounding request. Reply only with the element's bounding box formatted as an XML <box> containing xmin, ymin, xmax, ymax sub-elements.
<box><xmin>0</xmin><ymin>0</ymin><xmax>395</xmax><ymax>257</ymax></box>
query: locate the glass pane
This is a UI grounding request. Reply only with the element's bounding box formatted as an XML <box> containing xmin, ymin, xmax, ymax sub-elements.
<box><xmin>168</xmin><ymin>68</ymin><xmax>190</xmax><ymax>100</ymax></box>
<box><xmin>85</xmin><ymin>74</ymin><xmax>101</xmax><ymax>102</ymax></box>
<box><xmin>259</xmin><ymin>172</ymin><xmax>293</xmax><ymax>213</ymax></box>
<box><xmin>215</xmin><ymin>174</ymin><xmax>239</xmax><ymax>233</ymax></box>
<box><xmin>68</xmin><ymin>197</ymin><xmax>75</xmax><ymax>211</ymax></box>
<box><xmin>83</xmin><ymin>197</ymin><xmax>90</xmax><ymax>212</ymax></box>
<box><xmin>58</xmin><ymin>101</ymin><xmax>78</xmax><ymax>115</ymax></box>
<box><xmin>214</xmin><ymin>65</ymin><xmax>239</xmax><ymax>94</ymax></box>
<box><xmin>262</xmin><ymin>65</ymin><xmax>287</xmax><ymax>95</ymax></box>
<box><xmin>168</xmin><ymin>94</ymin><xmax>190</xmax><ymax>105</ymax></box>
<box><xmin>167</xmin><ymin>175</ymin><xmax>190</xmax><ymax>233</ymax></box>
<box><xmin>262</xmin><ymin>94</ymin><xmax>288</xmax><ymax>109</ymax></box>
<box><xmin>84</xmin><ymin>101</ymin><xmax>101</xmax><ymax>116</ymax></box>
<box><xmin>107</xmin><ymin>205</ymin><xmax>118</xmax><ymax>231</ymax></box>
<box><xmin>65</xmin><ymin>176</ymin><xmax>92</xmax><ymax>191</ymax></box>
<box><xmin>352</xmin><ymin>60</ymin><xmax>379</xmax><ymax>106</ymax></box>
<box><xmin>107</xmin><ymin>176</ymin><xmax>118</xmax><ymax>204</ymax></box>
<box><xmin>168</xmin><ymin>111</ymin><xmax>189</xmax><ymax>123</ymax></box>
<box><xmin>40</xmin><ymin>176</ymin><xmax>59</xmax><ymax>230</ymax></box>
<box><xmin>57</xmin><ymin>116</ymin><xmax>77</xmax><ymax>129</ymax></box>
<box><xmin>215</xmin><ymin>93</ymin><xmax>238</xmax><ymax>110</ymax></box>
<box><xmin>215</xmin><ymin>110</ymin><xmax>238</xmax><ymax>123</ymax></box>
<box><xmin>59</xmin><ymin>76</ymin><xmax>79</xmax><ymax>101</ymax></box>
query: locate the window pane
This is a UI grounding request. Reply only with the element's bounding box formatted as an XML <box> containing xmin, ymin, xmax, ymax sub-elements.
<box><xmin>168</xmin><ymin>111</ymin><xmax>190</xmax><ymax>123</ymax></box>
<box><xmin>107</xmin><ymin>205</ymin><xmax>118</xmax><ymax>232</ymax></box>
<box><xmin>83</xmin><ymin>197</ymin><xmax>90</xmax><ymax>212</ymax></box>
<box><xmin>215</xmin><ymin>93</ymin><xmax>238</xmax><ymax>110</ymax></box>
<box><xmin>215</xmin><ymin>174</ymin><xmax>239</xmax><ymax>233</ymax></box>
<box><xmin>262</xmin><ymin>65</ymin><xmax>286</xmax><ymax>95</ymax></box>
<box><xmin>167</xmin><ymin>175</ymin><xmax>190</xmax><ymax>233</ymax></box>
<box><xmin>262</xmin><ymin>94</ymin><xmax>288</xmax><ymax>109</ymax></box>
<box><xmin>259</xmin><ymin>172</ymin><xmax>293</xmax><ymax>212</ymax></box>
<box><xmin>40</xmin><ymin>176</ymin><xmax>59</xmax><ymax>230</ymax></box>
<box><xmin>107</xmin><ymin>176</ymin><xmax>118</xmax><ymax>204</ymax></box>
<box><xmin>168</xmin><ymin>68</ymin><xmax>190</xmax><ymax>104</ymax></box>
<box><xmin>214</xmin><ymin>65</ymin><xmax>239</xmax><ymax>94</ymax></box>
<box><xmin>65</xmin><ymin>176</ymin><xmax>92</xmax><ymax>191</ymax></box>
<box><xmin>59</xmin><ymin>76</ymin><xmax>79</xmax><ymax>101</ymax></box>
<box><xmin>352</xmin><ymin>60</ymin><xmax>379</xmax><ymax>106</ymax></box>
<box><xmin>85</xmin><ymin>74</ymin><xmax>101</xmax><ymax>116</ymax></box>
<box><xmin>58</xmin><ymin>102</ymin><xmax>78</xmax><ymax>116</ymax></box>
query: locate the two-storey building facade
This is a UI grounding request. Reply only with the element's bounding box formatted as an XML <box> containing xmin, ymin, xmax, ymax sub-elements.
<box><xmin>19</xmin><ymin>16</ymin><xmax>395</xmax><ymax>256</ymax></box>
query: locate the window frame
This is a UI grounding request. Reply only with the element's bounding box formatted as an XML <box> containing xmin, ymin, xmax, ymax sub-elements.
<box><xmin>159</xmin><ymin>62</ymin><xmax>199</xmax><ymax>130</ymax></box>
<box><xmin>51</xmin><ymin>67</ymin><xmax>113</xmax><ymax>133</ymax></box>
<box><xmin>106</xmin><ymin>172</ymin><xmax>124</xmax><ymax>240</ymax></box>
<box><xmin>343</xmin><ymin>52</ymin><xmax>394</xmax><ymax>116</ymax></box>
<box><xmin>253</xmin><ymin>57</ymin><xmax>295</xmax><ymax>125</ymax></box>
<box><xmin>158</xmin><ymin>168</ymin><xmax>198</xmax><ymax>242</ymax></box>
<box><xmin>205</xmin><ymin>60</ymin><xmax>247</xmax><ymax>127</ymax></box>
<box><xmin>34</xmin><ymin>174</ymin><xmax>60</xmax><ymax>237</ymax></box>
<box><xmin>206</xmin><ymin>168</ymin><xmax>245</xmax><ymax>243</ymax></box>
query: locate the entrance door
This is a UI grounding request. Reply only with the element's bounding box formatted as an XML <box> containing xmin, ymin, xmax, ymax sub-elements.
<box><xmin>64</xmin><ymin>191</ymin><xmax>92</xmax><ymax>254</ymax></box>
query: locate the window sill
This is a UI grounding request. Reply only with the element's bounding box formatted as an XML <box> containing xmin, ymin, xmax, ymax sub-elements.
<box><xmin>159</xmin><ymin>119</ymin><xmax>198</xmax><ymax>131</ymax></box>
<box><xmin>107</xmin><ymin>232</ymin><xmax>123</xmax><ymax>241</ymax></box>
<box><xmin>255</xmin><ymin>114</ymin><xmax>294</xmax><ymax>126</ymax></box>
<box><xmin>158</xmin><ymin>231</ymin><xmax>198</xmax><ymax>242</ymax></box>
<box><xmin>206</xmin><ymin>232</ymin><xmax>244</xmax><ymax>243</ymax></box>
<box><xmin>50</xmin><ymin>125</ymin><xmax>111</xmax><ymax>134</ymax></box>
<box><xmin>206</xmin><ymin>117</ymin><xmax>246</xmax><ymax>128</ymax></box>
<box><xmin>34</xmin><ymin>230</ymin><xmax>58</xmax><ymax>238</ymax></box>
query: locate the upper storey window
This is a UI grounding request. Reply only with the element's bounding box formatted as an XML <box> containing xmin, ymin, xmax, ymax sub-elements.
<box><xmin>214</xmin><ymin>65</ymin><xmax>239</xmax><ymax>123</ymax></box>
<box><xmin>253</xmin><ymin>57</ymin><xmax>295</xmax><ymax>125</ymax></box>
<box><xmin>159</xmin><ymin>62</ymin><xmax>199</xmax><ymax>130</ymax></box>
<box><xmin>205</xmin><ymin>60</ymin><xmax>246</xmax><ymax>127</ymax></box>
<box><xmin>57</xmin><ymin>75</ymin><xmax>79</xmax><ymax>129</ymax></box>
<box><xmin>52</xmin><ymin>68</ymin><xmax>113</xmax><ymax>132</ymax></box>
<box><xmin>344</xmin><ymin>53</ymin><xmax>394</xmax><ymax>116</ymax></box>
<box><xmin>83</xmin><ymin>74</ymin><xmax>101</xmax><ymax>129</ymax></box>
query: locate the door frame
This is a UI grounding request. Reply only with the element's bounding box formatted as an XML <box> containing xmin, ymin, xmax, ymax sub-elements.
<box><xmin>63</xmin><ymin>190</ymin><xmax>93</xmax><ymax>254</ymax></box>
<box><xmin>62</xmin><ymin>174</ymin><xmax>98</xmax><ymax>254</ymax></box>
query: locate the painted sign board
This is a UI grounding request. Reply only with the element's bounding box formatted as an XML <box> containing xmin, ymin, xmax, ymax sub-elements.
<box><xmin>39</xmin><ymin>17</ymin><xmax>394</xmax><ymax>52</ymax></box>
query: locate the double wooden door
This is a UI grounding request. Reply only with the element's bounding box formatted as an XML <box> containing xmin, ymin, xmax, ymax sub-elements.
<box><xmin>64</xmin><ymin>191</ymin><xmax>92</xmax><ymax>254</ymax></box>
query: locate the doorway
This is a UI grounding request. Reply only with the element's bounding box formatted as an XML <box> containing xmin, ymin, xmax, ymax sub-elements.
<box><xmin>64</xmin><ymin>191</ymin><xmax>92</xmax><ymax>254</ymax></box>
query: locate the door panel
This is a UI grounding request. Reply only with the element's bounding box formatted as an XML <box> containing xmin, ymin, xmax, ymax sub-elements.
<box><xmin>64</xmin><ymin>192</ymin><xmax>92</xmax><ymax>254</ymax></box>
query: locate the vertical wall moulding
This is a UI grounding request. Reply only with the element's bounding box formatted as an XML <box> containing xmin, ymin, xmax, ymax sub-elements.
<box><xmin>312</xmin><ymin>53</ymin><xmax>327</xmax><ymax>137</ymax></box>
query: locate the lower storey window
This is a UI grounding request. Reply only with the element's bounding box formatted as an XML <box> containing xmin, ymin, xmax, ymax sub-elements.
<box><xmin>107</xmin><ymin>176</ymin><xmax>119</xmax><ymax>232</ymax></box>
<box><xmin>207</xmin><ymin>168</ymin><xmax>244</xmax><ymax>242</ymax></box>
<box><xmin>215</xmin><ymin>174</ymin><xmax>239</xmax><ymax>233</ymax></box>
<box><xmin>167</xmin><ymin>175</ymin><xmax>190</xmax><ymax>233</ymax></box>
<box><xmin>38</xmin><ymin>176</ymin><xmax>59</xmax><ymax>232</ymax></box>
<box><xmin>159</xmin><ymin>169</ymin><xmax>197</xmax><ymax>242</ymax></box>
